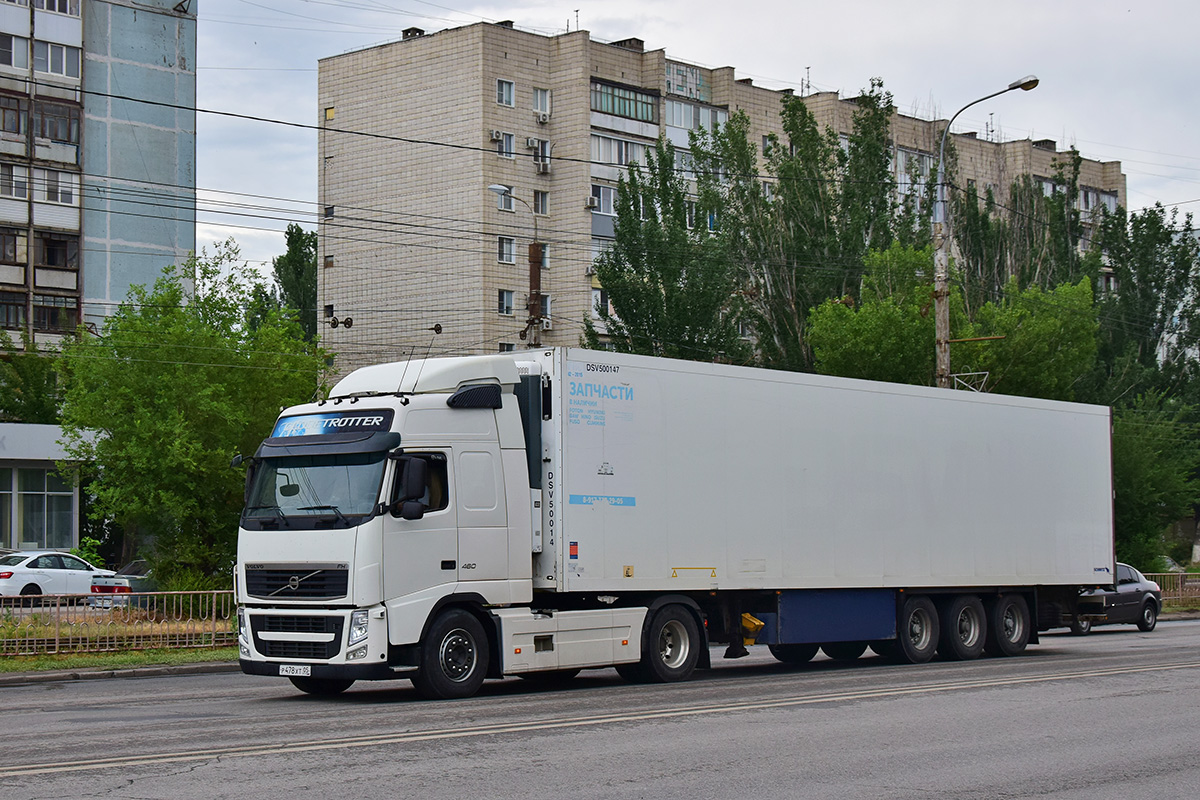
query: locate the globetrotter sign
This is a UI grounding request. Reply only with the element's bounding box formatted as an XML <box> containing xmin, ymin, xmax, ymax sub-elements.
<box><xmin>271</xmin><ymin>410</ymin><xmax>395</xmax><ymax>438</ymax></box>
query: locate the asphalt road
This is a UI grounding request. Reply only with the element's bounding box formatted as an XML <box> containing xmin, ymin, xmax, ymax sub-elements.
<box><xmin>4</xmin><ymin>621</ymin><xmax>1200</xmax><ymax>800</ymax></box>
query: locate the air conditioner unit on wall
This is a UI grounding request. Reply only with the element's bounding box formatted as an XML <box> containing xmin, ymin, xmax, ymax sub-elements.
<box><xmin>526</xmin><ymin>137</ymin><xmax>540</xmax><ymax>149</ymax></box>
<box><xmin>536</xmin><ymin>112</ymin><xmax>550</xmax><ymax>124</ymax></box>
<box><xmin>585</xmin><ymin>196</ymin><xmax>599</xmax><ymax>209</ymax></box>
<box><xmin>489</xmin><ymin>130</ymin><xmax>503</xmax><ymax>141</ymax></box>
<box><xmin>541</xmin><ymin>318</ymin><xmax>553</xmax><ymax>331</ymax></box>
<box><xmin>535</xmin><ymin>162</ymin><xmax>551</xmax><ymax>174</ymax></box>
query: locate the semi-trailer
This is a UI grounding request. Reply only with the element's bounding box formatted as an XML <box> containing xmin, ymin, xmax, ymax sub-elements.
<box><xmin>235</xmin><ymin>348</ymin><xmax>1114</xmax><ymax>698</ymax></box>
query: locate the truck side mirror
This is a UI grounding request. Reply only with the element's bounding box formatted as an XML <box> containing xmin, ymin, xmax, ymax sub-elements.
<box><xmin>399</xmin><ymin>500</ymin><xmax>425</xmax><ymax>521</ymax></box>
<box><xmin>391</xmin><ymin>456</ymin><xmax>429</xmax><ymax>519</ymax></box>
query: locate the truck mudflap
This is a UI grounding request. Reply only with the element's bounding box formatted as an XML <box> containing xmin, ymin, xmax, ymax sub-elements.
<box><xmin>240</xmin><ymin>659</ymin><xmax>405</xmax><ymax>681</ymax></box>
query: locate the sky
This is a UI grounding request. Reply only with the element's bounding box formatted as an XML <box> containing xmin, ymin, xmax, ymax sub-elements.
<box><xmin>196</xmin><ymin>0</ymin><xmax>1200</xmax><ymax>269</ymax></box>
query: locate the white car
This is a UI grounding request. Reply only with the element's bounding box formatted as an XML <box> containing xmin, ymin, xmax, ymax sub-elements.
<box><xmin>0</xmin><ymin>550</ymin><xmax>115</xmax><ymax>599</ymax></box>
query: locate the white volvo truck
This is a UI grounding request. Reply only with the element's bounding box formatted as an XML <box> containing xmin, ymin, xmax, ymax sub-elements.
<box><xmin>235</xmin><ymin>348</ymin><xmax>1114</xmax><ymax>698</ymax></box>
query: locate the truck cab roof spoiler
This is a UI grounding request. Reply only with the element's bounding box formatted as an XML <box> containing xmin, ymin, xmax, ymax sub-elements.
<box><xmin>254</xmin><ymin>431</ymin><xmax>402</xmax><ymax>458</ymax></box>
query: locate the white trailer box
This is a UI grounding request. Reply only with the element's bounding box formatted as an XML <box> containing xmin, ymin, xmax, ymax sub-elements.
<box><xmin>533</xmin><ymin>349</ymin><xmax>1113</xmax><ymax>594</ymax></box>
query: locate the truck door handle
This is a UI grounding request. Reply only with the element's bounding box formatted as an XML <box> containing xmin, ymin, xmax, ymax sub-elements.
<box><xmin>441</xmin><ymin>560</ymin><xmax>456</xmax><ymax>571</ymax></box>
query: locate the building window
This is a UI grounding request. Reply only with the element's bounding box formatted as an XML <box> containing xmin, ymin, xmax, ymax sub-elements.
<box><xmin>591</xmin><ymin>288</ymin><xmax>611</xmax><ymax>320</ymax></box>
<box><xmin>324</xmin><ymin>107</ymin><xmax>335</xmax><ymax>121</ymax></box>
<box><xmin>590</xmin><ymin>184</ymin><xmax>616</xmax><ymax>215</ymax></box>
<box><xmin>533</xmin><ymin>88</ymin><xmax>551</xmax><ymax>114</ymax></box>
<box><xmin>0</xmin><ymin>34</ymin><xmax>29</xmax><ymax>70</ymax></box>
<box><xmin>664</xmin><ymin>100</ymin><xmax>727</xmax><ymax>132</ymax></box>
<box><xmin>533</xmin><ymin>190</ymin><xmax>548</xmax><ymax>215</ymax></box>
<box><xmin>498</xmin><ymin>342</ymin><xmax>514</xmax><ymax>353</ymax></box>
<box><xmin>34</xmin><ymin>232</ymin><xmax>78</xmax><ymax>269</ymax></box>
<box><xmin>0</xmin><ymin>227</ymin><xmax>24</xmax><ymax>265</ymax></box>
<box><xmin>534</xmin><ymin>139</ymin><xmax>552</xmax><ymax>166</ymax></box>
<box><xmin>33</xmin><ymin>0</ymin><xmax>81</xmax><ymax>16</ymax></box>
<box><xmin>33</xmin><ymin>101</ymin><xmax>80</xmax><ymax>143</ymax></box>
<box><xmin>10</xmin><ymin>467</ymin><xmax>73</xmax><ymax>550</ymax></box>
<box><xmin>35</xmin><ymin>168</ymin><xmax>74</xmax><ymax>204</ymax></box>
<box><xmin>0</xmin><ymin>291</ymin><xmax>25</xmax><ymax>329</ymax></box>
<box><xmin>496</xmin><ymin>132</ymin><xmax>514</xmax><ymax>158</ymax></box>
<box><xmin>540</xmin><ymin>294</ymin><xmax>552</xmax><ymax>323</ymax></box>
<box><xmin>497</xmin><ymin>237</ymin><xmax>515</xmax><ymax>264</ymax></box>
<box><xmin>590</xmin><ymin>81</ymin><xmax>657</xmax><ymax>123</ymax></box>
<box><xmin>1</xmin><ymin>164</ymin><xmax>27</xmax><ymax>199</ymax></box>
<box><xmin>591</xmin><ymin>134</ymin><xmax>646</xmax><ymax>167</ymax></box>
<box><xmin>497</xmin><ymin>289</ymin><xmax>514</xmax><ymax>316</ymax></box>
<box><xmin>32</xmin><ymin>293</ymin><xmax>76</xmax><ymax>331</ymax></box>
<box><xmin>0</xmin><ymin>95</ymin><xmax>26</xmax><ymax>135</ymax></box>
<box><xmin>497</xmin><ymin>79</ymin><xmax>514</xmax><ymax>107</ymax></box>
<box><xmin>495</xmin><ymin>185</ymin><xmax>513</xmax><ymax>211</ymax></box>
<box><xmin>32</xmin><ymin>41</ymin><xmax>80</xmax><ymax>79</ymax></box>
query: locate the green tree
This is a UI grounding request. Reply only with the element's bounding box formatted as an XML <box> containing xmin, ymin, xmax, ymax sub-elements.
<box><xmin>0</xmin><ymin>329</ymin><xmax>61</xmax><ymax>423</ymax></box>
<box><xmin>263</xmin><ymin>223</ymin><xmax>318</xmax><ymax>341</ymax></box>
<box><xmin>692</xmin><ymin>80</ymin><xmax>897</xmax><ymax>371</ymax></box>
<box><xmin>583</xmin><ymin>139</ymin><xmax>747</xmax><ymax>362</ymax></box>
<box><xmin>57</xmin><ymin>240</ymin><xmax>329</xmax><ymax>585</ymax></box>
<box><xmin>1111</xmin><ymin>394</ymin><xmax>1200</xmax><ymax>569</ymax></box>
<box><xmin>808</xmin><ymin>244</ymin><xmax>936</xmax><ymax>385</ymax></box>
<box><xmin>955</xmin><ymin>278</ymin><xmax>1098</xmax><ymax>401</ymax></box>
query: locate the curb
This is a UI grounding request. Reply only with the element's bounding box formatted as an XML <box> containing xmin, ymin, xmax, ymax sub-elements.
<box><xmin>0</xmin><ymin>661</ymin><xmax>240</xmax><ymax>687</ymax></box>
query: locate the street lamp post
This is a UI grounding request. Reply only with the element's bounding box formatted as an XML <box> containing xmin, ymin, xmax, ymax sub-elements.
<box><xmin>933</xmin><ymin>75</ymin><xmax>1038</xmax><ymax>388</ymax></box>
<box><xmin>488</xmin><ymin>184</ymin><xmax>543</xmax><ymax>346</ymax></box>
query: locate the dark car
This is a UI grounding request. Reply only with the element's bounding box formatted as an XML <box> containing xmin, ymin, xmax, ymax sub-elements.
<box><xmin>1071</xmin><ymin>562</ymin><xmax>1162</xmax><ymax>635</ymax></box>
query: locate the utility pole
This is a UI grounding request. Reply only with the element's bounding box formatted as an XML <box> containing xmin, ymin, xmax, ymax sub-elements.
<box><xmin>933</xmin><ymin>75</ymin><xmax>1039</xmax><ymax>388</ymax></box>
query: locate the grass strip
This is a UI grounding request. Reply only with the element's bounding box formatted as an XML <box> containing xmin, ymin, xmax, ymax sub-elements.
<box><xmin>0</xmin><ymin>646</ymin><xmax>237</xmax><ymax>673</ymax></box>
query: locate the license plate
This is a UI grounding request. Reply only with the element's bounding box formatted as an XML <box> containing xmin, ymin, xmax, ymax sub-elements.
<box><xmin>279</xmin><ymin>664</ymin><xmax>311</xmax><ymax>677</ymax></box>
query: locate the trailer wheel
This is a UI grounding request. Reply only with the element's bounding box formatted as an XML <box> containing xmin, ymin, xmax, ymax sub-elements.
<box><xmin>768</xmin><ymin>643</ymin><xmax>819</xmax><ymax>664</ymax></box>
<box><xmin>821</xmin><ymin>641</ymin><xmax>867</xmax><ymax>661</ymax></box>
<box><xmin>937</xmin><ymin>595</ymin><xmax>987</xmax><ymax>661</ymax></box>
<box><xmin>289</xmin><ymin>677</ymin><xmax>354</xmax><ymax>696</ymax></box>
<box><xmin>895</xmin><ymin>595</ymin><xmax>939</xmax><ymax>664</ymax></box>
<box><xmin>1069</xmin><ymin>618</ymin><xmax>1092</xmax><ymax>636</ymax></box>
<box><xmin>984</xmin><ymin>594</ymin><xmax>1030</xmax><ymax>657</ymax></box>
<box><xmin>631</xmin><ymin>604</ymin><xmax>700</xmax><ymax>683</ymax></box>
<box><xmin>412</xmin><ymin>609</ymin><xmax>489</xmax><ymax>699</ymax></box>
<box><xmin>1137</xmin><ymin>601</ymin><xmax>1158</xmax><ymax>632</ymax></box>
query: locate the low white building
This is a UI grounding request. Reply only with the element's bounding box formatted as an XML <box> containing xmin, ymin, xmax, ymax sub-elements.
<box><xmin>0</xmin><ymin>422</ymin><xmax>79</xmax><ymax>551</ymax></box>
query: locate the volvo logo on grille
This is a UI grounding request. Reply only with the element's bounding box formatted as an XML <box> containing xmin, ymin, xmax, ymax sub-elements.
<box><xmin>287</xmin><ymin>575</ymin><xmax>302</xmax><ymax>591</ymax></box>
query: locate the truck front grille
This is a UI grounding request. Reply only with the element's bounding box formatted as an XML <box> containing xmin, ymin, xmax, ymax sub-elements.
<box><xmin>250</xmin><ymin>615</ymin><xmax>343</xmax><ymax>660</ymax></box>
<box><xmin>244</xmin><ymin>567</ymin><xmax>349</xmax><ymax>599</ymax></box>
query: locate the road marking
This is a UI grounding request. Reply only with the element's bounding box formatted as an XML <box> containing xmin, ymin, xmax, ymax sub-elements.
<box><xmin>5</xmin><ymin>661</ymin><xmax>1199</xmax><ymax>777</ymax></box>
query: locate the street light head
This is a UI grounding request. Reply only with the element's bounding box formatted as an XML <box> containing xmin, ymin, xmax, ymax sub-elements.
<box><xmin>1009</xmin><ymin>75</ymin><xmax>1039</xmax><ymax>92</ymax></box>
<box><xmin>487</xmin><ymin>184</ymin><xmax>511</xmax><ymax>197</ymax></box>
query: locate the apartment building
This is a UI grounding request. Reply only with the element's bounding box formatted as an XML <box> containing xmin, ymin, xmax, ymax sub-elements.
<box><xmin>0</xmin><ymin>0</ymin><xmax>196</xmax><ymax>552</ymax></box>
<box><xmin>0</xmin><ymin>0</ymin><xmax>196</xmax><ymax>343</ymax></box>
<box><xmin>317</xmin><ymin>21</ymin><xmax>1126</xmax><ymax>375</ymax></box>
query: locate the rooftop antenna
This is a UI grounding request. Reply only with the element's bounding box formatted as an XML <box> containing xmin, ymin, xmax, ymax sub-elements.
<box><xmin>805</xmin><ymin>66</ymin><xmax>810</xmax><ymax>97</ymax></box>
<box><xmin>394</xmin><ymin>344</ymin><xmax>421</xmax><ymax>398</ymax></box>
<box><xmin>408</xmin><ymin>324</ymin><xmax>443</xmax><ymax>397</ymax></box>
<box><xmin>575</xmin><ymin>9</ymin><xmax>579</xmax><ymax>30</ymax></box>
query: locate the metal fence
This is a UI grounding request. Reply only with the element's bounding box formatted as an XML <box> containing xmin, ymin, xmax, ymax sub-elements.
<box><xmin>0</xmin><ymin>591</ymin><xmax>236</xmax><ymax>656</ymax></box>
<box><xmin>1144</xmin><ymin>573</ymin><xmax>1200</xmax><ymax>609</ymax></box>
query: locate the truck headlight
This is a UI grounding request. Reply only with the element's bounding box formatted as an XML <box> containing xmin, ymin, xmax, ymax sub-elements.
<box><xmin>349</xmin><ymin>609</ymin><xmax>369</xmax><ymax>646</ymax></box>
<box><xmin>237</xmin><ymin>607</ymin><xmax>247</xmax><ymax>642</ymax></box>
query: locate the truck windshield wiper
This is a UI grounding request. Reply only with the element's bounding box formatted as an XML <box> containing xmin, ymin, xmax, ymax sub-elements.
<box><xmin>245</xmin><ymin>505</ymin><xmax>290</xmax><ymax>527</ymax></box>
<box><xmin>298</xmin><ymin>505</ymin><xmax>349</xmax><ymax>524</ymax></box>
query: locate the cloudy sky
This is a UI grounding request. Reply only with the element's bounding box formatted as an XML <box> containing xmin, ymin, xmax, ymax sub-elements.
<box><xmin>196</xmin><ymin>0</ymin><xmax>1200</xmax><ymax>268</ymax></box>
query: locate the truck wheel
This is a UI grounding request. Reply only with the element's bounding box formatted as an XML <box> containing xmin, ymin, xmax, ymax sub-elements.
<box><xmin>1137</xmin><ymin>601</ymin><xmax>1158</xmax><ymax>632</ymax></box>
<box><xmin>895</xmin><ymin>595</ymin><xmax>939</xmax><ymax>664</ymax></box>
<box><xmin>289</xmin><ymin>676</ymin><xmax>354</xmax><ymax>696</ymax></box>
<box><xmin>821</xmin><ymin>642</ymin><xmax>867</xmax><ymax>661</ymax></box>
<box><xmin>768</xmin><ymin>643</ymin><xmax>819</xmax><ymax>664</ymax></box>
<box><xmin>638</xmin><ymin>605</ymin><xmax>700</xmax><ymax>683</ymax></box>
<box><xmin>412</xmin><ymin>609</ymin><xmax>489</xmax><ymax>699</ymax></box>
<box><xmin>1070</xmin><ymin>618</ymin><xmax>1092</xmax><ymax>635</ymax></box>
<box><xmin>937</xmin><ymin>595</ymin><xmax>986</xmax><ymax>661</ymax></box>
<box><xmin>984</xmin><ymin>594</ymin><xmax>1030</xmax><ymax>657</ymax></box>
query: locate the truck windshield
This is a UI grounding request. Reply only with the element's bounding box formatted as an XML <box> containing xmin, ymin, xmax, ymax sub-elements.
<box><xmin>245</xmin><ymin>451</ymin><xmax>387</xmax><ymax>522</ymax></box>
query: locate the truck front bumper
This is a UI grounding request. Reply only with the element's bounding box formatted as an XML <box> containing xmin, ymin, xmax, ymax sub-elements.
<box><xmin>239</xmin><ymin>658</ymin><xmax>405</xmax><ymax>681</ymax></box>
